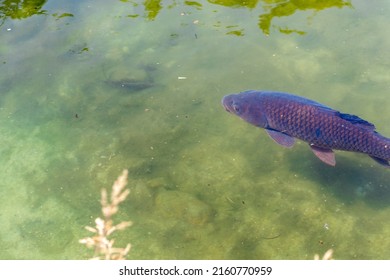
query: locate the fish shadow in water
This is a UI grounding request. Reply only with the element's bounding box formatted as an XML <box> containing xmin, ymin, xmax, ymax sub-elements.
<box><xmin>288</xmin><ymin>152</ymin><xmax>390</xmax><ymax>209</ymax></box>
<box><xmin>103</xmin><ymin>78</ymin><xmax>155</xmax><ymax>92</ymax></box>
<box><xmin>102</xmin><ymin>64</ymin><xmax>157</xmax><ymax>93</ymax></box>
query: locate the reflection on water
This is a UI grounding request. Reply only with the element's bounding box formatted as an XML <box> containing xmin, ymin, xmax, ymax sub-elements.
<box><xmin>132</xmin><ymin>0</ymin><xmax>353</xmax><ymax>35</ymax></box>
<box><xmin>143</xmin><ymin>0</ymin><xmax>162</xmax><ymax>20</ymax></box>
<box><xmin>0</xmin><ymin>0</ymin><xmax>73</xmax><ymax>26</ymax></box>
<box><xmin>0</xmin><ymin>0</ymin><xmax>47</xmax><ymax>22</ymax></box>
<box><xmin>139</xmin><ymin>0</ymin><xmax>352</xmax><ymax>35</ymax></box>
<box><xmin>1</xmin><ymin>0</ymin><xmax>352</xmax><ymax>35</ymax></box>
<box><xmin>258</xmin><ymin>0</ymin><xmax>352</xmax><ymax>35</ymax></box>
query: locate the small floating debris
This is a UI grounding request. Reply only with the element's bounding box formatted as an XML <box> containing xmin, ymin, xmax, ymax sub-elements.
<box><xmin>178</xmin><ymin>76</ymin><xmax>187</xmax><ymax>80</ymax></box>
<box><xmin>323</xmin><ymin>223</ymin><xmax>330</xmax><ymax>230</ymax></box>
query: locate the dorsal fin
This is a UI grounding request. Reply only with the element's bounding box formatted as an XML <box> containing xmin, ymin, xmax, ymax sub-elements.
<box><xmin>337</xmin><ymin>112</ymin><xmax>375</xmax><ymax>130</ymax></box>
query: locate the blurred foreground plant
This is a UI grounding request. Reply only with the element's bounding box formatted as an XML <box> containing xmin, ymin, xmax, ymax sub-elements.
<box><xmin>314</xmin><ymin>249</ymin><xmax>334</xmax><ymax>260</ymax></box>
<box><xmin>79</xmin><ymin>170</ymin><xmax>132</xmax><ymax>259</ymax></box>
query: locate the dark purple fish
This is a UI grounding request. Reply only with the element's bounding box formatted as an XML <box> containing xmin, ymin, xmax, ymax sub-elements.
<box><xmin>222</xmin><ymin>90</ymin><xmax>390</xmax><ymax>168</ymax></box>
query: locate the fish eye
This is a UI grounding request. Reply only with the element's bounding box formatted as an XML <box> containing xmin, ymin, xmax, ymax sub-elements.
<box><xmin>232</xmin><ymin>103</ymin><xmax>240</xmax><ymax>113</ymax></box>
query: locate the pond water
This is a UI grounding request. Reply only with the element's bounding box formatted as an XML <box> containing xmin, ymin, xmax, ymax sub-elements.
<box><xmin>0</xmin><ymin>0</ymin><xmax>389</xmax><ymax>259</ymax></box>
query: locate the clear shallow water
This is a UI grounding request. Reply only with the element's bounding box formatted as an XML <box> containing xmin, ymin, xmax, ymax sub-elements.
<box><xmin>0</xmin><ymin>0</ymin><xmax>389</xmax><ymax>259</ymax></box>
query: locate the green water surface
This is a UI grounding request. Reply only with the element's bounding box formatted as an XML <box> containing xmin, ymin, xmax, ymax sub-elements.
<box><xmin>0</xmin><ymin>0</ymin><xmax>389</xmax><ymax>259</ymax></box>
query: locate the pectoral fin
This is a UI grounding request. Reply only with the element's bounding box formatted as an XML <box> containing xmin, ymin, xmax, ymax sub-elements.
<box><xmin>310</xmin><ymin>145</ymin><xmax>336</xmax><ymax>166</ymax></box>
<box><xmin>265</xmin><ymin>129</ymin><xmax>295</xmax><ymax>148</ymax></box>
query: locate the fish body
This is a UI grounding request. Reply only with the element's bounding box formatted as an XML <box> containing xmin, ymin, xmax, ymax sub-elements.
<box><xmin>222</xmin><ymin>90</ymin><xmax>390</xmax><ymax>167</ymax></box>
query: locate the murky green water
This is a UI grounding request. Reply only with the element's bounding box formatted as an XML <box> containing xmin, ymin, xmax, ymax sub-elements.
<box><xmin>0</xmin><ymin>0</ymin><xmax>389</xmax><ymax>260</ymax></box>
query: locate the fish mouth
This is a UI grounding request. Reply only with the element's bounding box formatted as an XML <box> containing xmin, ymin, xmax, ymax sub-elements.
<box><xmin>221</xmin><ymin>95</ymin><xmax>233</xmax><ymax>113</ymax></box>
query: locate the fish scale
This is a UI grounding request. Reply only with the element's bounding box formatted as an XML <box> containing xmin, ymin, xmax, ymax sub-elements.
<box><xmin>266</xmin><ymin>99</ymin><xmax>366</xmax><ymax>150</ymax></box>
<box><xmin>222</xmin><ymin>90</ymin><xmax>390</xmax><ymax>167</ymax></box>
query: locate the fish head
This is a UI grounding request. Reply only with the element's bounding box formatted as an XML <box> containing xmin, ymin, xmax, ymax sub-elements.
<box><xmin>222</xmin><ymin>90</ymin><xmax>268</xmax><ymax>128</ymax></box>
